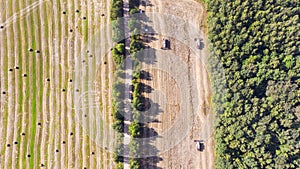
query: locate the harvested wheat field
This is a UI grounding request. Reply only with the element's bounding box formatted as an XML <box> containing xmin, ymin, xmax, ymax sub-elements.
<box><xmin>0</xmin><ymin>0</ymin><xmax>116</xmax><ymax>168</ymax></box>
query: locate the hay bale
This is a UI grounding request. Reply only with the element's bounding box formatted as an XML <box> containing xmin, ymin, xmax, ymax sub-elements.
<box><xmin>41</xmin><ymin>164</ymin><xmax>45</xmax><ymax>167</ymax></box>
<box><xmin>76</xmin><ymin>10</ymin><xmax>80</xmax><ymax>13</ymax></box>
<box><xmin>23</xmin><ymin>74</ymin><xmax>27</xmax><ymax>77</ymax></box>
<box><xmin>101</xmin><ymin>14</ymin><xmax>105</xmax><ymax>17</ymax></box>
<box><xmin>76</xmin><ymin>89</ymin><xmax>80</xmax><ymax>92</ymax></box>
<box><xmin>82</xmin><ymin>60</ymin><xmax>86</xmax><ymax>63</ymax></box>
<box><xmin>69</xmin><ymin>79</ymin><xmax>72</xmax><ymax>82</ymax></box>
<box><xmin>36</xmin><ymin>50</ymin><xmax>40</xmax><ymax>53</ymax></box>
<box><xmin>56</xmin><ymin>149</ymin><xmax>59</xmax><ymax>153</ymax></box>
<box><xmin>70</xmin><ymin>132</ymin><xmax>74</xmax><ymax>136</ymax></box>
<box><xmin>91</xmin><ymin>152</ymin><xmax>95</xmax><ymax>155</ymax></box>
<box><xmin>62</xmin><ymin>11</ymin><xmax>66</xmax><ymax>14</ymax></box>
<box><xmin>83</xmin><ymin>17</ymin><xmax>86</xmax><ymax>20</ymax></box>
<box><xmin>62</xmin><ymin>89</ymin><xmax>66</xmax><ymax>92</ymax></box>
<box><xmin>27</xmin><ymin>154</ymin><xmax>31</xmax><ymax>158</ymax></box>
<box><xmin>7</xmin><ymin>144</ymin><xmax>10</xmax><ymax>147</ymax></box>
<box><xmin>46</xmin><ymin>78</ymin><xmax>50</xmax><ymax>82</ymax></box>
<box><xmin>14</xmin><ymin>141</ymin><xmax>18</xmax><ymax>145</ymax></box>
<box><xmin>0</xmin><ymin>26</ymin><xmax>3</xmax><ymax>29</ymax></box>
<box><xmin>9</xmin><ymin>68</ymin><xmax>13</xmax><ymax>72</ymax></box>
<box><xmin>2</xmin><ymin>91</ymin><xmax>6</xmax><ymax>94</ymax></box>
<box><xmin>15</xmin><ymin>66</ymin><xmax>19</xmax><ymax>69</ymax></box>
<box><xmin>62</xmin><ymin>141</ymin><xmax>66</xmax><ymax>144</ymax></box>
<box><xmin>22</xmin><ymin>133</ymin><xmax>26</xmax><ymax>136</ymax></box>
<box><xmin>28</xmin><ymin>48</ymin><xmax>33</xmax><ymax>52</ymax></box>
<box><xmin>89</xmin><ymin>55</ymin><xmax>93</xmax><ymax>58</ymax></box>
<box><xmin>70</xmin><ymin>29</ymin><xmax>73</xmax><ymax>32</ymax></box>
<box><xmin>38</xmin><ymin>122</ymin><xmax>41</xmax><ymax>126</ymax></box>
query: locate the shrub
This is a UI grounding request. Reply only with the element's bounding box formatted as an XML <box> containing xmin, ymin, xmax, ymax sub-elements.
<box><xmin>129</xmin><ymin>122</ymin><xmax>142</xmax><ymax>137</ymax></box>
<box><xmin>129</xmin><ymin>159</ymin><xmax>140</xmax><ymax>169</ymax></box>
<box><xmin>112</xmin><ymin>120</ymin><xmax>124</xmax><ymax>133</ymax></box>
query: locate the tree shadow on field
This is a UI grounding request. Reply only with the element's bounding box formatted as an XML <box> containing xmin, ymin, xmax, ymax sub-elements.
<box><xmin>140</xmin><ymin>70</ymin><xmax>152</xmax><ymax>81</ymax></box>
<box><xmin>140</xmin><ymin>0</ymin><xmax>153</xmax><ymax>7</ymax></box>
<box><xmin>135</xmin><ymin>48</ymin><xmax>157</xmax><ymax>65</ymax></box>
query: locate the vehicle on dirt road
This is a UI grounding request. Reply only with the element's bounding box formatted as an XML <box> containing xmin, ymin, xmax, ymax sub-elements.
<box><xmin>194</xmin><ymin>140</ymin><xmax>204</xmax><ymax>152</ymax></box>
<box><xmin>195</xmin><ymin>38</ymin><xmax>204</xmax><ymax>50</ymax></box>
<box><xmin>161</xmin><ymin>38</ymin><xmax>170</xmax><ymax>49</ymax></box>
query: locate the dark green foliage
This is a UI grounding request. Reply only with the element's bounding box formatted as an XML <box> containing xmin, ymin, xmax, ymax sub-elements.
<box><xmin>129</xmin><ymin>0</ymin><xmax>139</xmax><ymax>10</ymax></box>
<box><xmin>110</xmin><ymin>0</ymin><xmax>124</xmax><ymax>20</ymax></box>
<box><xmin>129</xmin><ymin>158</ymin><xmax>141</xmax><ymax>169</ymax></box>
<box><xmin>130</xmin><ymin>37</ymin><xmax>143</xmax><ymax>53</ymax></box>
<box><xmin>208</xmin><ymin>0</ymin><xmax>300</xmax><ymax>168</ymax></box>
<box><xmin>113</xmin><ymin>120</ymin><xmax>124</xmax><ymax>133</ymax></box>
<box><xmin>112</xmin><ymin>19</ymin><xmax>125</xmax><ymax>42</ymax></box>
<box><xmin>115</xmin><ymin>162</ymin><xmax>123</xmax><ymax>169</ymax></box>
<box><xmin>112</xmin><ymin>43</ymin><xmax>125</xmax><ymax>66</ymax></box>
<box><xmin>130</xmin><ymin>7</ymin><xmax>139</xmax><ymax>15</ymax></box>
<box><xmin>129</xmin><ymin>122</ymin><xmax>142</xmax><ymax>137</ymax></box>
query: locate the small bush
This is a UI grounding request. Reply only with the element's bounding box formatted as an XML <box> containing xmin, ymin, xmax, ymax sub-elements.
<box><xmin>113</xmin><ymin>120</ymin><xmax>124</xmax><ymax>133</ymax></box>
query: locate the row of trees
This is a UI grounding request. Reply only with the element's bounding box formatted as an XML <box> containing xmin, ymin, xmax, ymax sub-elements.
<box><xmin>207</xmin><ymin>0</ymin><xmax>300</xmax><ymax>168</ymax></box>
<box><xmin>110</xmin><ymin>1</ymin><xmax>126</xmax><ymax>168</ymax></box>
<box><xmin>110</xmin><ymin>0</ymin><xmax>144</xmax><ymax>168</ymax></box>
<box><xmin>128</xmin><ymin>0</ymin><xmax>144</xmax><ymax>168</ymax></box>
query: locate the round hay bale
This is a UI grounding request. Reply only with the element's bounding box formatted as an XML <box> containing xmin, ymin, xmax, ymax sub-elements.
<box><xmin>82</xmin><ymin>60</ymin><xmax>86</xmax><ymax>63</ymax></box>
<box><xmin>15</xmin><ymin>66</ymin><xmax>19</xmax><ymax>69</ymax></box>
<box><xmin>38</xmin><ymin>122</ymin><xmax>41</xmax><ymax>126</ymax></box>
<box><xmin>101</xmin><ymin>14</ymin><xmax>105</xmax><ymax>17</ymax></box>
<box><xmin>70</xmin><ymin>132</ymin><xmax>74</xmax><ymax>136</ymax></box>
<box><xmin>104</xmin><ymin>61</ymin><xmax>107</xmax><ymax>64</ymax></box>
<box><xmin>83</xmin><ymin>17</ymin><xmax>86</xmax><ymax>20</ymax></box>
<box><xmin>36</xmin><ymin>50</ymin><xmax>40</xmax><ymax>53</ymax></box>
<box><xmin>2</xmin><ymin>91</ymin><xmax>6</xmax><ymax>94</ymax></box>
<box><xmin>76</xmin><ymin>10</ymin><xmax>80</xmax><ymax>13</ymax></box>
<box><xmin>46</xmin><ymin>78</ymin><xmax>50</xmax><ymax>82</ymax></box>
<box><xmin>70</xmin><ymin>29</ymin><xmax>73</xmax><ymax>32</ymax></box>
<box><xmin>14</xmin><ymin>141</ymin><xmax>18</xmax><ymax>145</ymax></box>
<box><xmin>0</xmin><ymin>26</ymin><xmax>3</xmax><ymax>29</ymax></box>
<box><xmin>76</xmin><ymin>89</ymin><xmax>80</xmax><ymax>92</ymax></box>
<box><xmin>62</xmin><ymin>11</ymin><xmax>66</xmax><ymax>14</ymax></box>
<box><xmin>69</xmin><ymin>79</ymin><xmax>72</xmax><ymax>82</ymax></box>
<box><xmin>56</xmin><ymin>149</ymin><xmax>59</xmax><ymax>153</ymax></box>
<box><xmin>9</xmin><ymin>68</ymin><xmax>13</xmax><ymax>72</ymax></box>
<box><xmin>28</xmin><ymin>48</ymin><xmax>33</xmax><ymax>52</ymax></box>
<box><xmin>62</xmin><ymin>141</ymin><xmax>66</xmax><ymax>144</ymax></box>
<box><xmin>7</xmin><ymin>144</ymin><xmax>10</xmax><ymax>147</ymax></box>
<box><xmin>23</xmin><ymin>74</ymin><xmax>27</xmax><ymax>77</ymax></box>
<box><xmin>91</xmin><ymin>152</ymin><xmax>95</xmax><ymax>155</ymax></box>
<box><xmin>41</xmin><ymin>164</ymin><xmax>45</xmax><ymax>167</ymax></box>
<box><xmin>62</xmin><ymin>89</ymin><xmax>66</xmax><ymax>92</ymax></box>
<box><xmin>27</xmin><ymin>154</ymin><xmax>31</xmax><ymax>158</ymax></box>
<box><xmin>89</xmin><ymin>55</ymin><xmax>93</xmax><ymax>58</ymax></box>
<box><xmin>22</xmin><ymin>133</ymin><xmax>26</xmax><ymax>136</ymax></box>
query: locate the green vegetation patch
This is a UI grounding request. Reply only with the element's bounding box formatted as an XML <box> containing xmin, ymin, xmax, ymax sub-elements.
<box><xmin>207</xmin><ymin>0</ymin><xmax>300</xmax><ymax>168</ymax></box>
